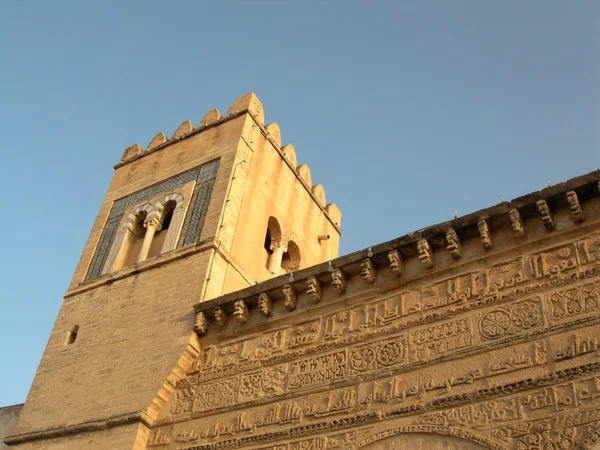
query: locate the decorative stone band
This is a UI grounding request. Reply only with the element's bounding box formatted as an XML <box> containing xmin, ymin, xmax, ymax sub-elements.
<box><xmin>193</xmin><ymin>170</ymin><xmax>600</xmax><ymax>336</ymax></box>
<box><xmin>4</xmin><ymin>411</ymin><xmax>153</xmax><ymax>446</ymax></box>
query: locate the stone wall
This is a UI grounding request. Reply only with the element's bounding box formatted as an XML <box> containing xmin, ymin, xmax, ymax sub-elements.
<box><xmin>170</xmin><ymin>172</ymin><xmax>600</xmax><ymax>450</ymax></box>
<box><xmin>0</xmin><ymin>405</ymin><xmax>22</xmax><ymax>450</ymax></box>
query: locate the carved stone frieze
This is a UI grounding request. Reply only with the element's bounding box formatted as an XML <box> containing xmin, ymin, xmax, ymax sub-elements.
<box><xmin>152</xmin><ymin>229</ymin><xmax>600</xmax><ymax>450</ymax></box>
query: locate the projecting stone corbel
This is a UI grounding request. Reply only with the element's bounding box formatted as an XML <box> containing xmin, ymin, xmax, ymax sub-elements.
<box><xmin>536</xmin><ymin>200</ymin><xmax>554</xmax><ymax>230</ymax></box>
<box><xmin>214</xmin><ymin>307</ymin><xmax>227</xmax><ymax>327</ymax></box>
<box><xmin>388</xmin><ymin>250</ymin><xmax>403</xmax><ymax>275</ymax></box>
<box><xmin>566</xmin><ymin>191</ymin><xmax>584</xmax><ymax>223</ymax></box>
<box><xmin>477</xmin><ymin>220</ymin><xmax>492</xmax><ymax>249</ymax></box>
<box><xmin>258</xmin><ymin>293</ymin><xmax>273</xmax><ymax>317</ymax></box>
<box><xmin>232</xmin><ymin>300</ymin><xmax>249</xmax><ymax>324</ymax></box>
<box><xmin>360</xmin><ymin>258</ymin><xmax>377</xmax><ymax>283</ymax></box>
<box><xmin>445</xmin><ymin>229</ymin><xmax>461</xmax><ymax>260</ymax></box>
<box><xmin>331</xmin><ymin>269</ymin><xmax>347</xmax><ymax>294</ymax></box>
<box><xmin>306</xmin><ymin>276</ymin><xmax>322</xmax><ymax>302</ymax></box>
<box><xmin>194</xmin><ymin>312</ymin><xmax>208</xmax><ymax>335</ymax></box>
<box><xmin>417</xmin><ymin>239</ymin><xmax>434</xmax><ymax>268</ymax></box>
<box><xmin>282</xmin><ymin>284</ymin><xmax>297</xmax><ymax>311</ymax></box>
<box><xmin>509</xmin><ymin>209</ymin><xmax>525</xmax><ymax>236</ymax></box>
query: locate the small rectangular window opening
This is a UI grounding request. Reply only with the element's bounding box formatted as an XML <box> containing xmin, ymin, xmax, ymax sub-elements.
<box><xmin>64</xmin><ymin>325</ymin><xmax>79</xmax><ymax>345</ymax></box>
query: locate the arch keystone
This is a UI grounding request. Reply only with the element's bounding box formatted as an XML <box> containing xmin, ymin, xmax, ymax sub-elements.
<box><xmin>282</xmin><ymin>144</ymin><xmax>297</xmax><ymax>167</ymax></box>
<box><xmin>265</xmin><ymin>123</ymin><xmax>281</xmax><ymax>148</ymax></box>
<box><xmin>120</xmin><ymin>144</ymin><xmax>143</xmax><ymax>163</ymax></box>
<box><xmin>171</xmin><ymin>120</ymin><xmax>194</xmax><ymax>139</ymax></box>
<box><xmin>199</xmin><ymin>108</ymin><xmax>222</xmax><ymax>127</ymax></box>
<box><xmin>147</xmin><ymin>132</ymin><xmax>168</xmax><ymax>150</ymax></box>
<box><xmin>297</xmin><ymin>164</ymin><xmax>312</xmax><ymax>187</ymax></box>
<box><xmin>311</xmin><ymin>184</ymin><xmax>326</xmax><ymax>206</ymax></box>
<box><xmin>227</xmin><ymin>92</ymin><xmax>264</xmax><ymax>124</ymax></box>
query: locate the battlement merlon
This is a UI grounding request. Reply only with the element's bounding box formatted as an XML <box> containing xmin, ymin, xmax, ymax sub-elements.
<box><xmin>114</xmin><ymin>92</ymin><xmax>342</xmax><ymax>235</ymax></box>
<box><xmin>193</xmin><ymin>169</ymin><xmax>600</xmax><ymax>334</ymax></box>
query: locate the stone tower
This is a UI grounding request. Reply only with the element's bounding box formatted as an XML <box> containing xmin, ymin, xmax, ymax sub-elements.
<box><xmin>9</xmin><ymin>93</ymin><xmax>341</xmax><ymax>449</ymax></box>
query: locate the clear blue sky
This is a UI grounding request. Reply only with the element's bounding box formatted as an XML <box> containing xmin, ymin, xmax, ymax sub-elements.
<box><xmin>0</xmin><ymin>1</ymin><xmax>598</xmax><ymax>407</ymax></box>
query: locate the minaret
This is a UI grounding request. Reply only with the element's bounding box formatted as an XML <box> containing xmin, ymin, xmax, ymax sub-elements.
<box><xmin>8</xmin><ymin>93</ymin><xmax>341</xmax><ymax>449</ymax></box>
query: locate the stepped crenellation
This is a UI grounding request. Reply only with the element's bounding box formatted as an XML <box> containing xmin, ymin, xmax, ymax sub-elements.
<box><xmin>117</xmin><ymin>92</ymin><xmax>341</xmax><ymax>230</ymax></box>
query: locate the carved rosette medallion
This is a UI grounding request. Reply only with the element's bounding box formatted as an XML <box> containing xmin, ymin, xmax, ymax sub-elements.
<box><xmin>479</xmin><ymin>310</ymin><xmax>512</xmax><ymax>340</ymax></box>
<box><xmin>376</xmin><ymin>341</ymin><xmax>405</xmax><ymax>366</ymax></box>
<box><xmin>350</xmin><ymin>347</ymin><xmax>376</xmax><ymax>373</ymax></box>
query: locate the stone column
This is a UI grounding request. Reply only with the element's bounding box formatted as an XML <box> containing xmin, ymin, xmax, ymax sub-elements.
<box><xmin>267</xmin><ymin>241</ymin><xmax>287</xmax><ymax>275</ymax></box>
<box><xmin>137</xmin><ymin>214</ymin><xmax>162</xmax><ymax>263</ymax></box>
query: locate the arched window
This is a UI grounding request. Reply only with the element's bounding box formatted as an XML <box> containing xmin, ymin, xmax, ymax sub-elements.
<box><xmin>102</xmin><ymin>193</ymin><xmax>186</xmax><ymax>273</ymax></box>
<box><xmin>281</xmin><ymin>240</ymin><xmax>301</xmax><ymax>272</ymax></box>
<box><xmin>120</xmin><ymin>209</ymin><xmax>148</xmax><ymax>269</ymax></box>
<box><xmin>64</xmin><ymin>325</ymin><xmax>79</xmax><ymax>345</ymax></box>
<box><xmin>265</xmin><ymin>217</ymin><xmax>284</xmax><ymax>274</ymax></box>
<box><xmin>147</xmin><ymin>200</ymin><xmax>177</xmax><ymax>259</ymax></box>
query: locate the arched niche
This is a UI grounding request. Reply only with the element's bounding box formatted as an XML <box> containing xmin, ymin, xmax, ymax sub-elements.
<box><xmin>346</xmin><ymin>427</ymin><xmax>505</xmax><ymax>450</ymax></box>
<box><xmin>147</xmin><ymin>193</ymin><xmax>186</xmax><ymax>258</ymax></box>
<box><xmin>103</xmin><ymin>204</ymin><xmax>156</xmax><ymax>273</ymax></box>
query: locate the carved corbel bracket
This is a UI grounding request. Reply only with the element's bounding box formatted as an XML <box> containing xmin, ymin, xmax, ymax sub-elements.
<box><xmin>566</xmin><ymin>191</ymin><xmax>584</xmax><ymax>223</ymax></box>
<box><xmin>331</xmin><ymin>269</ymin><xmax>347</xmax><ymax>294</ymax></box>
<box><xmin>508</xmin><ymin>209</ymin><xmax>525</xmax><ymax>236</ymax></box>
<box><xmin>214</xmin><ymin>307</ymin><xmax>227</xmax><ymax>327</ymax></box>
<box><xmin>232</xmin><ymin>300</ymin><xmax>249</xmax><ymax>324</ymax></box>
<box><xmin>417</xmin><ymin>239</ymin><xmax>434</xmax><ymax>268</ymax></box>
<box><xmin>258</xmin><ymin>293</ymin><xmax>273</xmax><ymax>317</ymax></box>
<box><xmin>477</xmin><ymin>220</ymin><xmax>492</xmax><ymax>249</ymax></box>
<box><xmin>388</xmin><ymin>250</ymin><xmax>403</xmax><ymax>275</ymax></box>
<box><xmin>194</xmin><ymin>312</ymin><xmax>209</xmax><ymax>335</ymax></box>
<box><xmin>536</xmin><ymin>200</ymin><xmax>554</xmax><ymax>230</ymax></box>
<box><xmin>445</xmin><ymin>229</ymin><xmax>461</xmax><ymax>260</ymax></box>
<box><xmin>306</xmin><ymin>276</ymin><xmax>322</xmax><ymax>302</ymax></box>
<box><xmin>360</xmin><ymin>258</ymin><xmax>377</xmax><ymax>283</ymax></box>
<box><xmin>282</xmin><ymin>284</ymin><xmax>297</xmax><ymax>311</ymax></box>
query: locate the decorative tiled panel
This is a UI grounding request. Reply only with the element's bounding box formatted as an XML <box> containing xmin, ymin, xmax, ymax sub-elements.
<box><xmin>84</xmin><ymin>159</ymin><xmax>220</xmax><ymax>281</ymax></box>
<box><xmin>179</xmin><ymin>181</ymin><xmax>215</xmax><ymax>248</ymax></box>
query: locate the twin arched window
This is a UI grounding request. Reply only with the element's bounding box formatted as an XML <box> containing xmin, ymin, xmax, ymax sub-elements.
<box><xmin>264</xmin><ymin>216</ymin><xmax>301</xmax><ymax>275</ymax></box>
<box><xmin>102</xmin><ymin>194</ymin><xmax>185</xmax><ymax>274</ymax></box>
